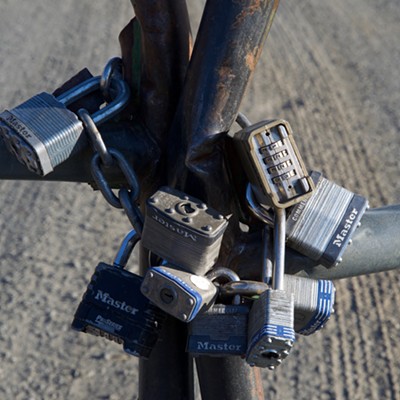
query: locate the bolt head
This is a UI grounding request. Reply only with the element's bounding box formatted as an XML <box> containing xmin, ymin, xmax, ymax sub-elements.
<box><xmin>187</xmin><ymin>298</ymin><xmax>194</xmax><ymax>306</ymax></box>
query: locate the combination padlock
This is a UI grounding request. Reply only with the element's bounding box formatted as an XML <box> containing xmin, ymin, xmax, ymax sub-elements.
<box><xmin>71</xmin><ymin>230</ymin><xmax>166</xmax><ymax>359</ymax></box>
<box><xmin>284</xmin><ymin>274</ymin><xmax>335</xmax><ymax>335</ymax></box>
<box><xmin>286</xmin><ymin>171</ymin><xmax>369</xmax><ymax>266</ymax></box>
<box><xmin>233</xmin><ymin>119</ymin><xmax>314</xmax><ymax>209</ymax></box>
<box><xmin>140</xmin><ymin>265</ymin><xmax>218</xmax><ymax>322</ymax></box>
<box><xmin>0</xmin><ymin>60</ymin><xmax>129</xmax><ymax>176</ymax></box>
<box><xmin>141</xmin><ymin>186</ymin><xmax>229</xmax><ymax>275</ymax></box>
<box><xmin>187</xmin><ymin>268</ymin><xmax>249</xmax><ymax>357</ymax></box>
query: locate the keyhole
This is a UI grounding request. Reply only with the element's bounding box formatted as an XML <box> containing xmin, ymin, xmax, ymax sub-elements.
<box><xmin>182</xmin><ymin>202</ymin><xmax>196</xmax><ymax>214</ymax></box>
<box><xmin>260</xmin><ymin>350</ymin><xmax>279</xmax><ymax>360</ymax></box>
<box><xmin>160</xmin><ymin>287</ymin><xmax>176</xmax><ymax>304</ymax></box>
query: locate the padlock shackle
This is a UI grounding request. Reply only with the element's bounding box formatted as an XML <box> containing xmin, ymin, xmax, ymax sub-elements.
<box><xmin>57</xmin><ymin>75</ymin><xmax>130</xmax><ymax>126</ymax></box>
<box><xmin>273</xmin><ymin>207</ymin><xmax>286</xmax><ymax>290</ymax></box>
<box><xmin>57</xmin><ymin>76</ymin><xmax>100</xmax><ymax>106</ymax></box>
<box><xmin>220</xmin><ymin>280</ymin><xmax>269</xmax><ymax>297</ymax></box>
<box><xmin>206</xmin><ymin>267</ymin><xmax>240</xmax><ymax>284</ymax></box>
<box><xmin>92</xmin><ymin>78</ymin><xmax>130</xmax><ymax>126</ymax></box>
<box><xmin>113</xmin><ymin>229</ymin><xmax>140</xmax><ymax>269</ymax></box>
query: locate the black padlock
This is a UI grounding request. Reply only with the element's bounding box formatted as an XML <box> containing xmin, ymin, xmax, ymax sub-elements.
<box><xmin>72</xmin><ymin>230</ymin><xmax>166</xmax><ymax>358</ymax></box>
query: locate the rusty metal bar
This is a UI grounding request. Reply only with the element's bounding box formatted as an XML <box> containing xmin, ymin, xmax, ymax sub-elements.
<box><xmin>165</xmin><ymin>0</ymin><xmax>280</xmax><ymax>398</ymax></box>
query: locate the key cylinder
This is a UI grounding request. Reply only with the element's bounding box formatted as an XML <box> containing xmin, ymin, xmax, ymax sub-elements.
<box><xmin>141</xmin><ymin>265</ymin><xmax>218</xmax><ymax>322</ymax></box>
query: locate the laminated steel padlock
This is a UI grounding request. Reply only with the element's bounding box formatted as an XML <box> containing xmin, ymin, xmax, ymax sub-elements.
<box><xmin>233</xmin><ymin>119</ymin><xmax>314</xmax><ymax>209</ymax></box>
<box><xmin>247</xmin><ymin>205</ymin><xmax>295</xmax><ymax>369</ymax></box>
<box><xmin>187</xmin><ymin>303</ymin><xmax>249</xmax><ymax>357</ymax></box>
<box><xmin>286</xmin><ymin>171</ymin><xmax>369</xmax><ymax>267</ymax></box>
<box><xmin>141</xmin><ymin>187</ymin><xmax>229</xmax><ymax>275</ymax></box>
<box><xmin>0</xmin><ymin>64</ymin><xmax>129</xmax><ymax>176</ymax></box>
<box><xmin>246</xmin><ymin>289</ymin><xmax>295</xmax><ymax>369</ymax></box>
<box><xmin>187</xmin><ymin>268</ymin><xmax>249</xmax><ymax>357</ymax></box>
<box><xmin>140</xmin><ymin>265</ymin><xmax>218</xmax><ymax>322</ymax></box>
<box><xmin>71</xmin><ymin>230</ymin><xmax>165</xmax><ymax>359</ymax></box>
<box><xmin>284</xmin><ymin>274</ymin><xmax>335</xmax><ymax>335</ymax></box>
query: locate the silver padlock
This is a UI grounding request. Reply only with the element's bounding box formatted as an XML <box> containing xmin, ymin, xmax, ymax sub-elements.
<box><xmin>187</xmin><ymin>303</ymin><xmax>249</xmax><ymax>357</ymax></box>
<box><xmin>187</xmin><ymin>268</ymin><xmax>249</xmax><ymax>357</ymax></box>
<box><xmin>246</xmin><ymin>289</ymin><xmax>295</xmax><ymax>369</ymax></box>
<box><xmin>218</xmin><ymin>275</ymin><xmax>335</xmax><ymax>336</ymax></box>
<box><xmin>286</xmin><ymin>171</ymin><xmax>369</xmax><ymax>267</ymax></box>
<box><xmin>246</xmin><ymin>208</ymin><xmax>295</xmax><ymax>369</ymax></box>
<box><xmin>140</xmin><ymin>265</ymin><xmax>218</xmax><ymax>322</ymax></box>
<box><xmin>284</xmin><ymin>274</ymin><xmax>335</xmax><ymax>335</ymax></box>
<box><xmin>141</xmin><ymin>187</ymin><xmax>229</xmax><ymax>275</ymax></box>
<box><xmin>0</xmin><ymin>59</ymin><xmax>130</xmax><ymax>176</ymax></box>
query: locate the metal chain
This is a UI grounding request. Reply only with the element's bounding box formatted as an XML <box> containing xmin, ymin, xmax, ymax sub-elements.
<box><xmin>100</xmin><ymin>57</ymin><xmax>123</xmax><ymax>102</ymax></box>
<box><xmin>78</xmin><ymin>58</ymin><xmax>144</xmax><ymax>235</ymax></box>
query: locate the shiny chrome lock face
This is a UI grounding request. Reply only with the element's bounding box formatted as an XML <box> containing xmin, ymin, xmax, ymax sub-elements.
<box><xmin>284</xmin><ymin>275</ymin><xmax>335</xmax><ymax>335</ymax></box>
<box><xmin>246</xmin><ymin>289</ymin><xmax>295</xmax><ymax>369</ymax></box>
<box><xmin>140</xmin><ymin>265</ymin><xmax>218</xmax><ymax>322</ymax></box>
<box><xmin>286</xmin><ymin>171</ymin><xmax>369</xmax><ymax>267</ymax></box>
<box><xmin>141</xmin><ymin>187</ymin><xmax>229</xmax><ymax>275</ymax></box>
<box><xmin>71</xmin><ymin>230</ymin><xmax>166</xmax><ymax>359</ymax></box>
<box><xmin>0</xmin><ymin>60</ymin><xmax>129</xmax><ymax>176</ymax></box>
<box><xmin>233</xmin><ymin>119</ymin><xmax>314</xmax><ymax>209</ymax></box>
<box><xmin>187</xmin><ymin>303</ymin><xmax>249</xmax><ymax>357</ymax></box>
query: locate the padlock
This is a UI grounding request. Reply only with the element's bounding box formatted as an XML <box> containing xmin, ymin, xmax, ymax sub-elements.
<box><xmin>246</xmin><ymin>204</ymin><xmax>295</xmax><ymax>369</ymax></box>
<box><xmin>284</xmin><ymin>274</ymin><xmax>335</xmax><ymax>335</ymax></box>
<box><xmin>141</xmin><ymin>186</ymin><xmax>229</xmax><ymax>275</ymax></box>
<box><xmin>140</xmin><ymin>265</ymin><xmax>218</xmax><ymax>322</ymax></box>
<box><xmin>218</xmin><ymin>275</ymin><xmax>335</xmax><ymax>336</ymax></box>
<box><xmin>187</xmin><ymin>268</ymin><xmax>249</xmax><ymax>357</ymax></box>
<box><xmin>286</xmin><ymin>171</ymin><xmax>369</xmax><ymax>267</ymax></box>
<box><xmin>0</xmin><ymin>62</ymin><xmax>129</xmax><ymax>176</ymax></box>
<box><xmin>246</xmin><ymin>289</ymin><xmax>295</xmax><ymax>369</ymax></box>
<box><xmin>71</xmin><ymin>230</ymin><xmax>166</xmax><ymax>359</ymax></box>
<box><xmin>233</xmin><ymin>119</ymin><xmax>315</xmax><ymax>209</ymax></box>
<box><xmin>187</xmin><ymin>303</ymin><xmax>249</xmax><ymax>357</ymax></box>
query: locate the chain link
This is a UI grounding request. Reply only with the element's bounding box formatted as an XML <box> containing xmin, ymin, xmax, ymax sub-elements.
<box><xmin>78</xmin><ymin>109</ymin><xmax>113</xmax><ymax>167</ymax></box>
<box><xmin>78</xmin><ymin>58</ymin><xmax>144</xmax><ymax>235</ymax></box>
<box><xmin>100</xmin><ymin>57</ymin><xmax>123</xmax><ymax>102</ymax></box>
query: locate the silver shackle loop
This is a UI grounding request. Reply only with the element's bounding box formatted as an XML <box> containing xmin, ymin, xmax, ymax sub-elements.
<box><xmin>219</xmin><ymin>280</ymin><xmax>269</xmax><ymax>298</ymax></box>
<box><xmin>207</xmin><ymin>268</ymin><xmax>241</xmax><ymax>305</ymax></box>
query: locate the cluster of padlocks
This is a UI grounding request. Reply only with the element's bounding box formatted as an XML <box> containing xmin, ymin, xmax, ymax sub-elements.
<box><xmin>0</xmin><ymin>60</ymin><xmax>369</xmax><ymax>369</ymax></box>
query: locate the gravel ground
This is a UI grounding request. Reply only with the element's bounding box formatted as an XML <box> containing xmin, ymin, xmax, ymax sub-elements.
<box><xmin>0</xmin><ymin>1</ymin><xmax>399</xmax><ymax>399</ymax></box>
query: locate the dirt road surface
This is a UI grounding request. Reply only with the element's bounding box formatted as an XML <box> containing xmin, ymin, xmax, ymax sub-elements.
<box><xmin>0</xmin><ymin>1</ymin><xmax>399</xmax><ymax>399</ymax></box>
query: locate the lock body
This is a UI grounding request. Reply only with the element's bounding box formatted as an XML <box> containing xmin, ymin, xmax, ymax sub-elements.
<box><xmin>140</xmin><ymin>265</ymin><xmax>217</xmax><ymax>322</ymax></box>
<box><xmin>187</xmin><ymin>303</ymin><xmax>249</xmax><ymax>356</ymax></box>
<box><xmin>0</xmin><ymin>92</ymin><xmax>84</xmax><ymax>176</ymax></box>
<box><xmin>286</xmin><ymin>171</ymin><xmax>368</xmax><ymax>266</ymax></box>
<box><xmin>72</xmin><ymin>262</ymin><xmax>165</xmax><ymax>358</ymax></box>
<box><xmin>246</xmin><ymin>289</ymin><xmax>295</xmax><ymax>369</ymax></box>
<box><xmin>233</xmin><ymin>119</ymin><xmax>314</xmax><ymax>208</ymax></box>
<box><xmin>284</xmin><ymin>275</ymin><xmax>335</xmax><ymax>335</ymax></box>
<box><xmin>141</xmin><ymin>187</ymin><xmax>228</xmax><ymax>275</ymax></box>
